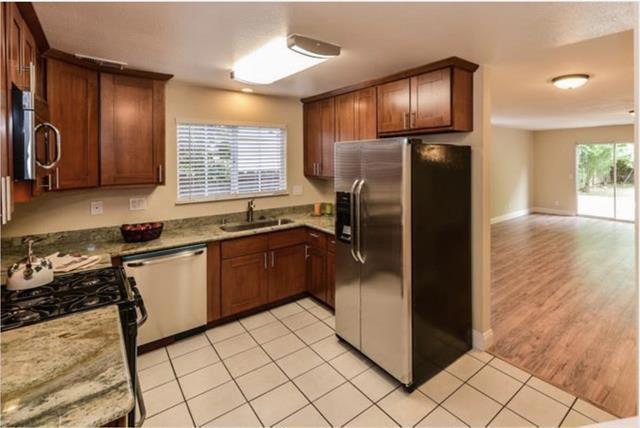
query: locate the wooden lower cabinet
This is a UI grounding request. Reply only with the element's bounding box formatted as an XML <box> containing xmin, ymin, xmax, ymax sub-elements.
<box><xmin>307</xmin><ymin>245</ymin><xmax>327</xmax><ymax>303</ymax></box>
<box><xmin>221</xmin><ymin>251</ymin><xmax>269</xmax><ymax>317</ymax></box>
<box><xmin>326</xmin><ymin>245</ymin><xmax>335</xmax><ymax>307</ymax></box>
<box><xmin>268</xmin><ymin>244</ymin><xmax>306</xmax><ymax>302</ymax></box>
<box><xmin>207</xmin><ymin>242</ymin><xmax>221</xmax><ymax>323</ymax></box>
<box><xmin>218</xmin><ymin>228</ymin><xmax>336</xmax><ymax>318</ymax></box>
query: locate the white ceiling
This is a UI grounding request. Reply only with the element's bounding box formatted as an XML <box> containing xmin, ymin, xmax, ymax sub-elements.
<box><xmin>34</xmin><ymin>2</ymin><xmax>635</xmax><ymax>130</ymax></box>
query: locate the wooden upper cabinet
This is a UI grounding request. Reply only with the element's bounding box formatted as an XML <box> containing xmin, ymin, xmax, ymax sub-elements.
<box><xmin>335</xmin><ymin>87</ymin><xmax>376</xmax><ymax>142</ymax></box>
<box><xmin>377</xmin><ymin>67</ymin><xmax>473</xmax><ymax>134</ymax></box>
<box><xmin>46</xmin><ymin>58</ymin><xmax>98</xmax><ymax>190</ymax></box>
<box><xmin>100</xmin><ymin>73</ymin><xmax>165</xmax><ymax>186</ymax></box>
<box><xmin>7</xmin><ymin>3</ymin><xmax>24</xmax><ymax>90</ymax></box>
<box><xmin>335</xmin><ymin>92</ymin><xmax>356</xmax><ymax>142</ymax></box>
<box><xmin>377</xmin><ymin>78</ymin><xmax>411</xmax><ymax>133</ymax></box>
<box><xmin>304</xmin><ymin>97</ymin><xmax>334</xmax><ymax>178</ymax></box>
<box><xmin>411</xmin><ymin>69</ymin><xmax>451</xmax><ymax>129</ymax></box>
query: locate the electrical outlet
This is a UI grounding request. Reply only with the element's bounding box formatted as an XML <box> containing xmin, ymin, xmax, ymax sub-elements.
<box><xmin>129</xmin><ymin>197</ymin><xmax>148</xmax><ymax>211</ymax></box>
<box><xmin>90</xmin><ymin>200</ymin><xmax>103</xmax><ymax>215</ymax></box>
<box><xmin>292</xmin><ymin>185</ymin><xmax>303</xmax><ymax>195</ymax></box>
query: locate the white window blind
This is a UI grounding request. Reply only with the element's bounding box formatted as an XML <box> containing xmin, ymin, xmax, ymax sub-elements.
<box><xmin>177</xmin><ymin>122</ymin><xmax>287</xmax><ymax>202</ymax></box>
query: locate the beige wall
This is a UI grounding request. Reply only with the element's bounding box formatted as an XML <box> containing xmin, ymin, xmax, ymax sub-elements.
<box><xmin>532</xmin><ymin>124</ymin><xmax>634</xmax><ymax>214</ymax></box>
<box><xmin>1</xmin><ymin>81</ymin><xmax>333</xmax><ymax>237</ymax></box>
<box><xmin>490</xmin><ymin>126</ymin><xmax>534</xmax><ymax>220</ymax></box>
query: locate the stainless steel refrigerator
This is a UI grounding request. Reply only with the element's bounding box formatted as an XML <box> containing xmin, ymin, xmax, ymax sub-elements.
<box><xmin>334</xmin><ymin>138</ymin><xmax>472</xmax><ymax>387</ymax></box>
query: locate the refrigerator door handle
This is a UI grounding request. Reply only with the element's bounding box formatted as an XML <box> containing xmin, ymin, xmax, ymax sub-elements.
<box><xmin>349</xmin><ymin>179</ymin><xmax>360</xmax><ymax>263</ymax></box>
<box><xmin>355</xmin><ymin>179</ymin><xmax>366</xmax><ymax>264</ymax></box>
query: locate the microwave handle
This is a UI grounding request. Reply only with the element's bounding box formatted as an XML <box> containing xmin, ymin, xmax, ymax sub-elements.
<box><xmin>35</xmin><ymin>122</ymin><xmax>61</xmax><ymax>170</ymax></box>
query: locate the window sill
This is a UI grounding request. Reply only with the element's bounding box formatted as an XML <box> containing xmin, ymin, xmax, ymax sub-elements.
<box><xmin>176</xmin><ymin>191</ymin><xmax>290</xmax><ymax>205</ymax></box>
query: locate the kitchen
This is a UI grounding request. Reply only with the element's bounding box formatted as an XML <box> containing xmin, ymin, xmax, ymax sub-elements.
<box><xmin>0</xmin><ymin>2</ymin><xmax>631</xmax><ymax>428</ymax></box>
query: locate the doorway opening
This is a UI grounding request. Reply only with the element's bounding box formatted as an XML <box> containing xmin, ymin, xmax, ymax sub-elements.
<box><xmin>576</xmin><ymin>142</ymin><xmax>635</xmax><ymax>221</ymax></box>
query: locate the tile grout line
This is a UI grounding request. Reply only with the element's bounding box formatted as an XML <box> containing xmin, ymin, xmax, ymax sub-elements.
<box><xmin>201</xmin><ymin>322</ymin><xmax>267</xmax><ymax>427</ymax></box>
<box><xmin>163</xmin><ymin>349</ymin><xmax>197</xmax><ymax>426</ymax></box>
<box><xmin>558</xmin><ymin>397</ymin><xmax>579</xmax><ymax>427</ymax></box>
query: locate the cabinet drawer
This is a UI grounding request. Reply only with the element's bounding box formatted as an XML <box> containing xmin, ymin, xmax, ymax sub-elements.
<box><xmin>327</xmin><ymin>235</ymin><xmax>336</xmax><ymax>253</ymax></box>
<box><xmin>269</xmin><ymin>228</ymin><xmax>307</xmax><ymax>250</ymax></box>
<box><xmin>307</xmin><ymin>229</ymin><xmax>327</xmax><ymax>250</ymax></box>
<box><xmin>221</xmin><ymin>235</ymin><xmax>268</xmax><ymax>259</ymax></box>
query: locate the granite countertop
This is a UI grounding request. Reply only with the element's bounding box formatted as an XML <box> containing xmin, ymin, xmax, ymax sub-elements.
<box><xmin>1</xmin><ymin>206</ymin><xmax>335</xmax><ymax>284</ymax></box>
<box><xmin>0</xmin><ymin>305</ymin><xmax>134</xmax><ymax>427</ymax></box>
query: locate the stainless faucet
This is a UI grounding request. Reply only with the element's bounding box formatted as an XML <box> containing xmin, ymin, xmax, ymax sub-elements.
<box><xmin>246</xmin><ymin>199</ymin><xmax>256</xmax><ymax>222</ymax></box>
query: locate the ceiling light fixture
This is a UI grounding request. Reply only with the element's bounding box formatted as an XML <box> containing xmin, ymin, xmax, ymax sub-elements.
<box><xmin>551</xmin><ymin>74</ymin><xmax>590</xmax><ymax>90</ymax></box>
<box><xmin>241</xmin><ymin>88</ymin><xmax>254</xmax><ymax>93</ymax></box>
<box><xmin>231</xmin><ymin>35</ymin><xmax>340</xmax><ymax>85</ymax></box>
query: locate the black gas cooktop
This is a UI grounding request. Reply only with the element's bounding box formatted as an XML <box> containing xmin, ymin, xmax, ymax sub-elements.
<box><xmin>1</xmin><ymin>267</ymin><xmax>134</xmax><ymax>331</ymax></box>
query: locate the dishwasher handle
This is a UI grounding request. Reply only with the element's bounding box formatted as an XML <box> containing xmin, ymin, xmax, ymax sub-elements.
<box><xmin>125</xmin><ymin>249</ymin><xmax>205</xmax><ymax>267</ymax></box>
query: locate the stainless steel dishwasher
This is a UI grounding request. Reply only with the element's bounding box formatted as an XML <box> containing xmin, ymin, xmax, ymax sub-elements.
<box><xmin>122</xmin><ymin>244</ymin><xmax>207</xmax><ymax>345</ymax></box>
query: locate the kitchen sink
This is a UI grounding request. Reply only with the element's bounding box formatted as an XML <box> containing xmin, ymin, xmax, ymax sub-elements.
<box><xmin>220</xmin><ymin>218</ymin><xmax>295</xmax><ymax>232</ymax></box>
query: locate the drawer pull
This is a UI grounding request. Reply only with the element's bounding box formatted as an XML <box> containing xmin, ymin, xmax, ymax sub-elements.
<box><xmin>309</xmin><ymin>232</ymin><xmax>320</xmax><ymax>238</ymax></box>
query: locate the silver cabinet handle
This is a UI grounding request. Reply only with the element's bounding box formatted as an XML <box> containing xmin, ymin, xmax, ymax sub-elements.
<box><xmin>5</xmin><ymin>177</ymin><xmax>10</xmax><ymax>222</ymax></box>
<box><xmin>271</xmin><ymin>251</ymin><xmax>275</xmax><ymax>268</ymax></box>
<box><xmin>158</xmin><ymin>165</ymin><xmax>163</xmax><ymax>183</ymax></box>
<box><xmin>1</xmin><ymin>177</ymin><xmax>6</xmax><ymax>225</ymax></box>
<box><xmin>126</xmin><ymin>249</ymin><xmax>204</xmax><ymax>267</ymax></box>
<box><xmin>349</xmin><ymin>179</ymin><xmax>360</xmax><ymax>262</ymax></box>
<box><xmin>305</xmin><ymin>245</ymin><xmax>309</xmax><ymax>259</ymax></box>
<box><xmin>264</xmin><ymin>252</ymin><xmax>268</xmax><ymax>270</ymax></box>
<box><xmin>55</xmin><ymin>168</ymin><xmax>60</xmax><ymax>189</ymax></box>
<box><xmin>41</xmin><ymin>173</ymin><xmax>52</xmax><ymax>190</ymax></box>
<box><xmin>354</xmin><ymin>179</ymin><xmax>366</xmax><ymax>264</ymax></box>
<box><xmin>309</xmin><ymin>232</ymin><xmax>319</xmax><ymax>238</ymax></box>
<box><xmin>35</xmin><ymin>122</ymin><xmax>62</xmax><ymax>169</ymax></box>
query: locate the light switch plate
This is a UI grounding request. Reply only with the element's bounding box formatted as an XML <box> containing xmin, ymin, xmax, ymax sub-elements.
<box><xmin>129</xmin><ymin>197</ymin><xmax>148</xmax><ymax>211</ymax></box>
<box><xmin>292</xmin><ymin>185</ymin><xmax>303</xmax><ymax>195</ymax></box>
<box><xmin>90</xmin><ymin>200</ymin><xmax>103</xmax><ymax>215</ymax></box>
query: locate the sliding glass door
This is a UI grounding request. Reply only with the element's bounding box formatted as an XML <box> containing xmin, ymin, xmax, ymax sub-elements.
<box><xmin>576</xmin><ymin>143</ymin><xmax>634</xmax><ymax>221</ymax></box>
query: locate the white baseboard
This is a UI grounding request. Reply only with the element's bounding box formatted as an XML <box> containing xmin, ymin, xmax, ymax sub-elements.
<box><xmin>531</xmin><ymin>207</ymin><xmax>576</xmax><ymax>216</ymax></box>
<box><xmin>490</xmin><ymin>209</ymin><xmax>530</xmax><ymax>224</ymax></box>
<box><xmin>472</xmin><ymin>329</ymin><xmax>494</xmax><ymax>351</ymax></box>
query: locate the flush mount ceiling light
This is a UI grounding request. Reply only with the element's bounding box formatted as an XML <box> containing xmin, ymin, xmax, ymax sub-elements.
<box><xmin>551</xmin><ymin>74</ymin><xmax>590</xmax><ymax>90</ymax></box>
<box><xmin>231</xmin><ymin>35</ymin><xmax>341</xmax><ymax>85</ymax></box>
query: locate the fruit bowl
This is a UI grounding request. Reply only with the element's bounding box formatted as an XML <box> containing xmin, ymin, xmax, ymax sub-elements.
<box><xmin>120</xmin><ymin>222</ymin><xmax>164</xmax><ymax>243</ymax></box>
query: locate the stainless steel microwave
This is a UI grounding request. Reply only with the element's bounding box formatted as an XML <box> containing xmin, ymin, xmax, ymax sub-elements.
<box><xmin>11</xmin><ymin>62</ymin><xmax>61</xmax><ymax>180</ymax></box>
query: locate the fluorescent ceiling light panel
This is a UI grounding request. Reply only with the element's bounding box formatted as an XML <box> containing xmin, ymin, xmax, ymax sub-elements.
<box><xmin>231</xmin><ymin>36</ymin><xmax>335</xmax><ymax>85</ymax></box>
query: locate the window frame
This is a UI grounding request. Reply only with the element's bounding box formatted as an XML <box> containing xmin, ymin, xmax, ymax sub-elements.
<box><xmin>175</xmin><ymin>118</ymin><xmax>289</xmax><ymax>204</ymax></box>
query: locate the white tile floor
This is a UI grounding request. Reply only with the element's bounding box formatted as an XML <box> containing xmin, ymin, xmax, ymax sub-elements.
<box><xmin>140</xmin><ymin>297</ymin><xmax>617</xmax><ymax>427</ymax></box>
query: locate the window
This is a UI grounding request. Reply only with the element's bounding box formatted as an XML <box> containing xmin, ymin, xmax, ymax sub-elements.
<box><xmin>177</xmin><ymin>121</ymin><xmax>287</xmax><ymax>202</ymax></box>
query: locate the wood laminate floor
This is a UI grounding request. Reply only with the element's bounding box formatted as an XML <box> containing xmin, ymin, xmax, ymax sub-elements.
<box><xmin>490</xmin><ymin>214</ymin><xmax>636</xmax><ymax>418</ymax></box>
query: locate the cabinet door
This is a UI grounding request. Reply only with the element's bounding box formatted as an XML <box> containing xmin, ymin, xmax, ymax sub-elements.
<box><xmin>377</xmin><ymin>78</ymin><xmax>410</xmax><ymax>133</ymax></box>
<box><xmin>7</xmin><ymin>3</ymin><xmax>23</xmax><ymax>89</ymax></box>
<box><xmin>410</xmin><ymin>69</ymin><xmax>451</xmax><ymax>129</ymax></box>
<box><xmin>1</xmin><ymin>4</ymin><xmax>11</xmax><ymax>224</ymax></box>
<box><xmin>354</xmin><ymin>87</ymin><xmax>377</xmax><ymax>140</ymax></box>
<box><xmin>307</xmin><ymin>245</ymin><xmax>327</xmax><ymax>303</ymax></box>
<box><xmin>319</xmin><ymin>98</ymin><xmax>335</xmax><ymax>177</ymax></box>
<box><xmin>268</xmin><ymin>244</ymin><xmax>306</xmax><ymax>302</ymax></box>
<box><xmin>207</xmin><ymin>242</ymin><xmax>221</xmax><ymax>323</ymax></box>
<box><xmin>47</xmin><ymin>59</ymin><xmax>98</xmax><ymax>189</ymax></box>
<box><xmin>100</xmin><ymin>73</ymin><xmax>165</xmax><ymax>186</ymax></box>
<box><xmin>335</xmin><ymin>92</ymin><xmax>355</xmax><ymax>142</ymax></box>
<box><xmin>304</xmin><ymin>98</ymin><xmax>334</xmax><ymax>178</ymax></box>
<box><xmin>326</xmin><ymin>249</ymin><xmax>335</xmax><ymax>308</ymax></box>
<box><xmin>221</xmin><ymin>252</ymin><xmax>268</xmax><ymax>317</ymax></box>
